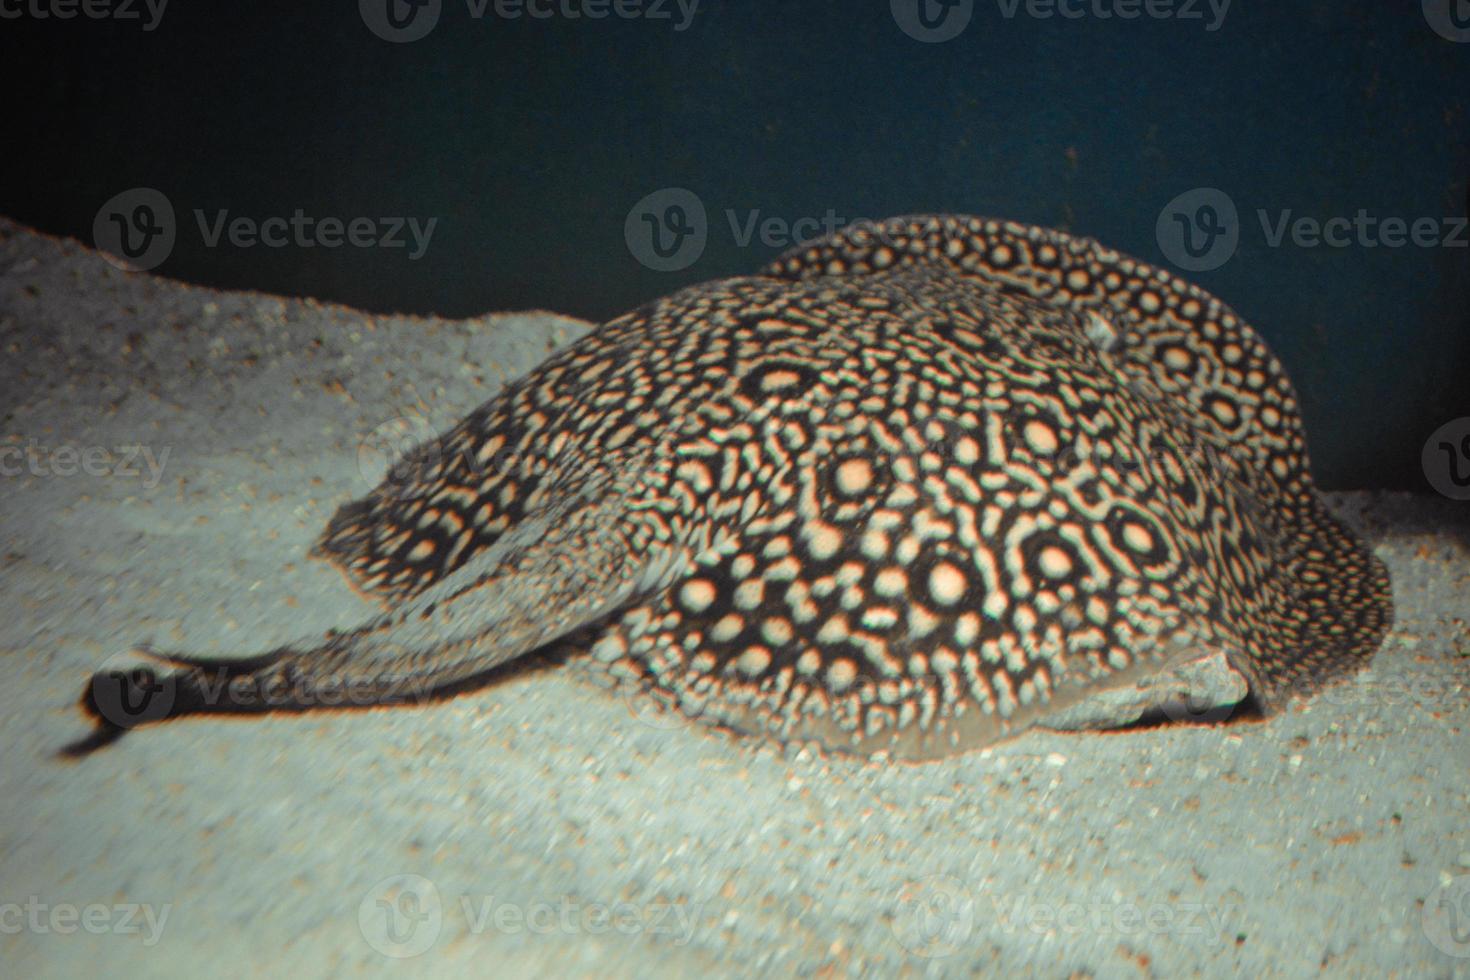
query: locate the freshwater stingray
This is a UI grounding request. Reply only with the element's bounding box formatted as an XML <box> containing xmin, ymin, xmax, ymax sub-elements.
<box><xmin>63</xmin><ymin>215</ymin><xmax>1393</xmax><ymax>759</ymax></box>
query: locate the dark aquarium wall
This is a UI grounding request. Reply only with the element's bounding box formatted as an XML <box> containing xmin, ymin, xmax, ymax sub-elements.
<box><xmin>0</xmin><ymin>0</ymin><xmax>1466</xmax><ymax>490</ymax></box>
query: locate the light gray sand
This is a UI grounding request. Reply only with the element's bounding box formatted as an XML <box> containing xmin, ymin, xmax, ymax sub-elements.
<box><xmin>1</xmin><ymin>219</ymin><xmax>1467</xmax><ymax>978</ymax></box>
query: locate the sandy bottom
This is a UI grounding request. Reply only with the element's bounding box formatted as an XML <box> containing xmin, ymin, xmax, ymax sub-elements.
<box><xmin>2</xmin><ymin>219</ymin><xmax>1468</xmax><ymax>978</ymax></box>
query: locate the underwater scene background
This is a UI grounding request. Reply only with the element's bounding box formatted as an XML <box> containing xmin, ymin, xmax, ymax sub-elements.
<box><xmin>3</xmin><ymin>4</ymin><xmax>1470</xmax><ymax>977</ymax></box>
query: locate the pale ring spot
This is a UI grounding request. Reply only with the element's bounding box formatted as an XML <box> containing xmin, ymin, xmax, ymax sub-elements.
<box><xmin>680</xmin><ymin>578</ymin><xmax>717</xmax><ymax>613</ymax></box>
<box><xmin>1038</xmin><ymin>545</ymin><xmax>1073</xmax><ymax>579</ymax></box>
<box><xmin>1121</xmin><ymin>522</ymin><xmax>1154</xmax><ymax>553</ymax></box>
<box><xmin>826</xmin><ymin>657</ymin><xmax>858</xmax><ymax>693</ymax></box>
<box><xmin>1023</xmin><ymin>420</ymin><xmax>1060</xmax><ymax>455</ymax></box>
<box><xmin>835</xmin><ymin>458</ymin><xmax>873</xmax><ymax>496</ymax></box>
<box><xmin>736</xmin><ymin>646</ymin><xmax>772</xmax><ymax>677</ymax></box>
<box><xmin>928</xmin><ymin>561</ymin><xmax>968</xmax><ymax>605</ymax></box>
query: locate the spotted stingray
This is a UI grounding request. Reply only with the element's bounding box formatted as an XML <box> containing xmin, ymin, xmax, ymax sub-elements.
<box><xmin>66</xmin><ymin>215</ymin><xmax>1393</xmax><ymax>759</ymax></box>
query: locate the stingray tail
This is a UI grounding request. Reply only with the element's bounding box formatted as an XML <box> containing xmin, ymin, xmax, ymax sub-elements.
<box><xmin>59</xmin><ymin>647</ymin><xmax>301</xmax><ymax>757</ymax></box>
<box><xmin>59</xmin><ymin>488</ymin><xmax>705</xmax><ymax>758</ymax></box>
